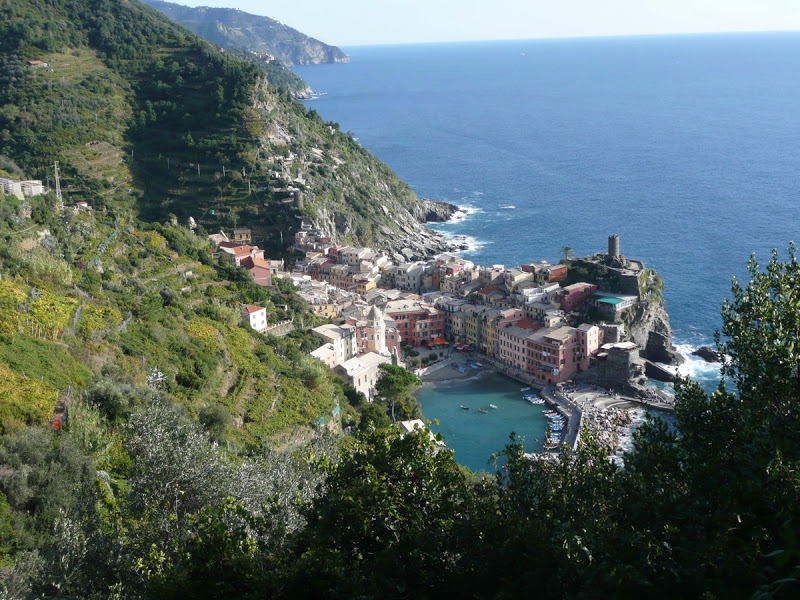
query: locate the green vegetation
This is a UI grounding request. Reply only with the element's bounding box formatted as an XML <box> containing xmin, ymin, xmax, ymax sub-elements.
<box><xmin>3</xmin><ymin>2</ymin><xmax>800</xmax><ymax>598</ymax></box>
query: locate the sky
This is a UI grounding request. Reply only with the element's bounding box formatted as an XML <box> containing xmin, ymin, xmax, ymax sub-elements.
<box><xmin>177</xmin><ymin>0</ymin><xmax>800</xmax><ymax>46</ymax></box>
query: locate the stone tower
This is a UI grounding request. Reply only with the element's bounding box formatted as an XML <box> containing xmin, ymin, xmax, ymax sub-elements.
<box><xmin>608</xmin><ymin>234</ymin><xmax>620</xmax><ymax>260</ymax></box>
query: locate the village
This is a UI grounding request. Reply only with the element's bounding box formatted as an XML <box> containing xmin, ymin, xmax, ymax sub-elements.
<box><xmin>209</xmin><ymin>224</ymin><xmax>659</xmax><ymax>415</ymax></box>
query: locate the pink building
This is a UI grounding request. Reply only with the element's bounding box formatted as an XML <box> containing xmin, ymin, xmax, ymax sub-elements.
<box><xmin>577</xmin><ymin>323</ymin><xmax>601</xmax><ymax>370</ymax></box>
<box><xmin>218</xmin><ymin>243</ymin><xmax>265</xmax><ymax>267</ymax></box>
<box><xmin>384</xmin><ymin>299</ymin><xmax>445</xmax><ymax>348</ymax></box>
<box><xmin>559</xmin><ymin>282</ymin><xmax>599</xmax><ymax>312</ymax></box>
<box><xmin>497</xmin><ymin>325</ymin><xmax>533</xmax><ymax>371</ymax></box>
<box><xmin>241</xmin><ymin>256</ymin><xmax>272</xmax><ymax>287</ymax></box>
<box><xmin>526</xmin><ymin>326</ymin><xmax>582</xmax><ymax>385</ymax></box>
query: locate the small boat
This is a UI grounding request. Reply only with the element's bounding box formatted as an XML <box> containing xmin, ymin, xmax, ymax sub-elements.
<box><xmin>522</xmin><ymin>394</ymin><xmax>537</xmax><ymax>400</ymax></box>
<box><xmin>457</xmin><ymin>365</ymin><xmax>466</xmax><ymax>373</ymax></box>
<box><xmin>468</xmin><ymin>362</ymin><xmax>479</xmax><ymax>370</ymax></box>
<box><xmin>478</xmin><ymin>408</ymin><xmax>488</xmax><ymax>413</ymax></box>
<box><xmin>489</xmin><ymin>404</ymin><xmax>498</xmax><ymax>409</ymax></box>
<box><xmin>521</xmin><ymin>386</ymin><xmax>531</xmax><ymax>392</ymax></box>
<box><xmin>460</xmin><ymin>405</ymin><xmax>469</xmax><ymax>410</ymax></box>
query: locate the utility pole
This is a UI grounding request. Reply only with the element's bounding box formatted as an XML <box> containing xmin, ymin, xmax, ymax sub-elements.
<box><xmin>53</xmin><ymin>161</ymin><xmax>63</xmax><ymax>213</ymax></box>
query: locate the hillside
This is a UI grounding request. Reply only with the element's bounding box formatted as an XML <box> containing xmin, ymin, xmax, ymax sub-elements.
<box><xmin>0</xmin><ymin>0</ymin><xmax>453</xmax><ymax>262</ymax></box>
<box><xmin>142</xmin><ymin>0</ymin><xmax>349</xmax><ymax>66</ymax></box>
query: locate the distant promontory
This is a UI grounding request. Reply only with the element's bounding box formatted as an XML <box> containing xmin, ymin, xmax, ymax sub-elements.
<box><xmin>142</xmin><ymin>0</ymin><xmax>349</xmax><ymax>65</ymax></box>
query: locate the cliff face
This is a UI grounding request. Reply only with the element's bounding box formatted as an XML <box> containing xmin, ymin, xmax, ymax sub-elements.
<box><xmin>622</xmin><ymin>294</ymin><xmax>683</xmax><ymax>366</ymax></box>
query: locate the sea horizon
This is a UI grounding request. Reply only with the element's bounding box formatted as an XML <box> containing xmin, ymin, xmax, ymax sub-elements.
<box><xmin>340</xmin><ymin>28</ymin><xmax>800</xmax><ymax>49</ymax></box>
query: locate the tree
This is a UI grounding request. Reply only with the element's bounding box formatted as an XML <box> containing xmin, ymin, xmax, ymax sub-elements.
<box><xmin>561</xmin><ymin>245</ymin><xmax>574</xmax><ymax>261</ymax></box>
<box><xmin>290</xmin><ymin>425</ymin><xmax>473</xmax><ymax>598</ymax></box>
<box><xmin>374</xmin><ymin>364</ymin><xmax>421</xmax><ymax>422</ymax></box>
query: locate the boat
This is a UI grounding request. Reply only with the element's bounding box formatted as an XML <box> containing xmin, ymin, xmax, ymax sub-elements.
<box><xmin>520</xmin><ymin>386</ymin><xmax>531</xmax><ymax>392</ymax></box>
<box><xmin>457</xmin><ymin>364</ymin><xmax>466</xmax><ymax>373</ymax></box>
<box><xmin>522</xmin><ymin>394</ymin><xmax>537</xmax><ymax>400</ymax></box>
<box><xmin>460</xmin><ymin>405</ymin><xmax>469</xmax><ymax>410</ymax></box>
<box><xmin>478</xmin><ymin>408</ymin><xmax>488</xmax><ymax>413</ymax></box>
<box><xmin>489</xmin><ymin>404</ymin><xmax>498</xmax><ymax>409</ymax></box>
<box><xmin>468</xmin><ymin>362</ymin><xmax>479</xmax><ymax>370</ymax></box>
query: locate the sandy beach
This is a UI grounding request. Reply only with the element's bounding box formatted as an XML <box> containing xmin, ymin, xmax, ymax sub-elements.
<box><xmin>418</xmin><ymin>356</ymin><xmax>495</xmax><ymax>383</ymax></box>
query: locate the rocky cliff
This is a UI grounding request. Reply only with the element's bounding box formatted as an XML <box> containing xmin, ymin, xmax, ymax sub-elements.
<box><xmin>622</xmin><ymin>293</ymin><xmax>683</xmax><ymax>366</ymax></box>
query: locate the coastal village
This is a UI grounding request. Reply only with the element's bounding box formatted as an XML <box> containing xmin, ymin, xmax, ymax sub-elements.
<box><xmin>208</xmin><ymin>223</ymin><xmax>676</xmax><ymax>453</ymax></box>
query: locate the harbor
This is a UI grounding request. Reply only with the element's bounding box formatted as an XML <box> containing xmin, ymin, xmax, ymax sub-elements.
<box><xmin>416</xmin><ymin>349</ymin><xmax>676</xmax><ymax>471</ymax></box>
<box><xmin>415</xmin><ymin>370</ymin><xmax>548</xmax><ymax>473</ymax></box>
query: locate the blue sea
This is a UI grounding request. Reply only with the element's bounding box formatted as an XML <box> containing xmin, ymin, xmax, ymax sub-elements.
<box><xmin>295</xmin><ymin>33</ymin><xmax>800</xmax><ymax>391</ymax></box>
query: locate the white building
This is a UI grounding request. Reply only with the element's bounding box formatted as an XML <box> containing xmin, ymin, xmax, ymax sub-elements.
<box><xmin>0</xmin><ymin>177</ymin><xmax>23</xmax><ymax>200</ymax></box>
<box><xmin>240</xmin><ymin>304</ymin><xmax>268</xmax><ymax>333</ymax></box>
<box><xmin>311</xmin><ymin>323</ymin><xmax>357</xmax><ymax>365</ymax></box>
<box><xmin>334</xmin><ymin>352</ymin><xmax>391</xmax><ymax>400</ymax></box>
<box><xmin>20</xmin><ymin>180</ymin><xmax>44</xmax><ymax>196</ymax></box>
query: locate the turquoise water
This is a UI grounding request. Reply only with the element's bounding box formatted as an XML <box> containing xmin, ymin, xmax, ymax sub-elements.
<box><xmin>416</xmin><ymin>372</ymin><xmax>548</xmax><ymax>473</ymax></box>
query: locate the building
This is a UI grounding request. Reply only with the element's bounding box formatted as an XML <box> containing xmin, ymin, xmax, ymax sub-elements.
<box><xmin>311</xmin><ymin>323</ymin><xmax>357</xmax><ymax>366</ymax></box>
<box><xmin>232</xmin><ymin>228</ymin><xmax>252</xmax><ymax>245</ymax></box>
<box><xmin>20</xmin><ymin>180</ymin><xmax>44</xmax><ymax>196</ymax></box>
<box><xmin>0</xmin><ymin>177</ymin><xmax>23</xmax><ymax>200</ymax></box>
<box><xmin>241</xmin><ymin>256</ymin><xmax>272</xmax><ymax>287</ymax></box>
<box><xmin>309</xmin><ymin>343</ymin><xmax>337</xmax><ymax>368</ymax></box>
<box><xmin>334</xmin><ymin>352</ymin><xmax>391</xmax><ymax>400</ymax></box>
<box><xmin>497</xmin><ymin>325</ymin><xmax>534</xmax><ymax>371</ymax></box>
<box><xmin>240</xmin><ymin>304</ymin><xmax>268</xmax><ymax>333</ymax></box>
<box><xmin>523</xmin><ymin>261</ymin><xmax>568</xmax><ymax>283</ymax></box>
<box><xmin>558</xmin><ymin>282</ymin><xmax>599</xmax><ymax>312</ymax></box>
<box><xmin>526</xmin><ymin>325</ymin><xmax>583</xmax><ymax>385</ymax></box>
<box><xmin>590</xmin><ymin>292</ymin><xmax>638</xmax><ymax>315</ymax></box>
<box><xmin>384</xmin><ymin>299</ymin><xmax>444</xmax><ymax>347</ymax></box>
<box><xmin>345</xmin><ymin>306</ymin><xmax>388</xmax><ymax>356</ymax></box>
<box><xmin>27</xmin><ymin>60</ymin><xmax>49</xmax><ymax>68</ymax></box>
<box><xmin>217</xmin><ymin>243</ymin><xmax>264</xmax><ymax>267</ymax></box>
<box><xmin>577</xmin><ymin>323</ymin><xmax>601</xmax><ymax>370</ymax></box>
<box><xmin>394</xmin><ymin>263</ymin><xmax>426</xmax><ymax>292</ymax></box>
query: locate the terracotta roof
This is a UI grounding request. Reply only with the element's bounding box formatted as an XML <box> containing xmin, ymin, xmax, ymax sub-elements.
<box><xmin>477</xmin><ymin>285</ymin><xmax>502</xmax><ymax>296</ymax></box>
<box><xmin>249</xmin><ymin>257</ymin><xmax>271</xmax><ymax>269</ymax></box>
<box><xmin>241</xmin><ymin>304</ymin><xmax>265</xmax><ymax>315</ymax></box>
<box><xmin>515</xmin><ymin>317</ymin><xmax>543</xmax><ymax>331</ymax></box>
